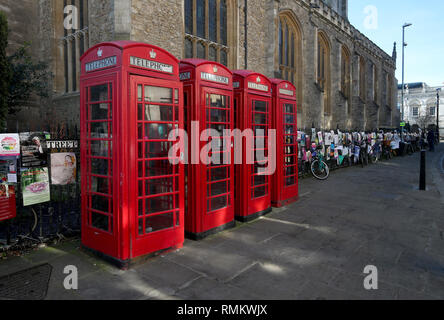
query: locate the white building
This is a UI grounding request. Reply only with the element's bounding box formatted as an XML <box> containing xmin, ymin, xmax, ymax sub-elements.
<box><xmin>398</xmin><ymin>82</ymin><xmax>444</xmax><ymax>137</ymax></box>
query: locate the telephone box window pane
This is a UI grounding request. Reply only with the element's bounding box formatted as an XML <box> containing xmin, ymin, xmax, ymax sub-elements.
<box><xmin>285</xmin><ymin>145</ymin><xmax>296</xmax><ymax>155</ymax></box>
<box><xmin>138</xmin><ymin>85</ymin><xmax>143</xmax><ymax>102</ymax></box>
<box><xmin>176</xmin><ymin>212</ymin><xmax>180</xmax><ymax>226</ymax></box>
<box><xmin>185</xmin><ymin>39</ymin><xmax>193</xmax><ymax>59</ymax></box>
<box><xmin>284</xmin><ymin>135</ymin><xmax>295</xmax><ymax>144</ymax></box>
<box><xmin>138</xmin><ymin>219</ymin><xmax>144</xmax><ymax>235</ymax></box>
<box><xmin>210</xmin><ymin>196</ymin><xmax>227</xmax><ymax>211</ymax></box>
<box><xmin>208</xmin><ymin>181</ymin><xmax>227</xmax><ymax>197</ymax></box>
<box><xmin>91</xmin><ymin>212</ymin><xmax>109</xmax><ymax>232</ymax></box>
<box><xmin>254</xmin><ymin>101</ymin><xmax>267</xmax><ymax>112</ymax></box>
<box><xmin>145</xmin><ymin>105</ymin><xmax>174</xmax><ymax>121</ymax></box>
<box><xmin>253</xmin><ymin>186</ymin><xmax>267</xmax><ymax>199</ymax></box>
<box><xmin>146</xmin><ymin>160</ymin><xmax>174</xmax><ymax>177</ymax></box>
<box><xmin>220</xmin><ymin>51</ymin><xmax>227</xmax><ymax>66</ymax></box>
<box><xmin>286</xmin><ymin>176</ymin><xmax>296</xmax><ymax>186</ymax></box>
<box><xmin>90</xmin><ymin>84</ymin><xmax>108</xmax><ymax>102</ymax></box>
<box><xmin>91</xmin><ymin>176</ymin><xmax>110</xmax><ymax>194</ymax></box>
<box><xmin>91</xmin><ymin>104</ymin><xmax>109</xmax><ymax>120</ymax></box>
<box><xmin>285</xmin><ymin>166</ymin><xmax>296</xmax><ymax>176</ymax></box>
<box><xmin>145</xmin><ymin>177</ymin><xmax>174</xmax><ymax>195</ymax></box>
<box><xmin>91</xmin><ymin>158</ymin><xmax>110</xmax><ymax>176</ymax></box>
<box><xmin>210</xmin><ymin>166</ymin><xmax>227</xmax><ymax>181</ymax></box>
<box><xmin>90</xmin><ymin>140</ymin><xmax>109</xmax><ymax>157</ymax></box>
<box><xmin>145</xmin><ymin>141</ymin><xmax>173</xmax><ymax>159</ymax></box>
<box><xmin>196</xmin><ymin>0</ymin><xmax>205</xmax><ymax>38</ymax></box>
<box><xmin>144</xmin><ymin>86</ymin><xmax>173</xmax><ymax>103</ymax></box>
<box><xmin>138</xmin><ymin>104</ymin><xmax>144</xmax><ymax>120</ymax></box>
<box><xmin>285</xmin><ymin>103</ymin><xmax>295</xmax><ymax>113</ymax></box>
<box><xmin>146</xmin><ymin>123</ymin><xmax>175</xmax><ymax>140</ymax></box>
<box><xmin>91</xmin><ymin>195</ymin><xmax>110</xmax><ymax>213</ymax></box>
<box><xmin>253</xmin><ymin>175</ymin><xmax>267</xmax><ymax>186</ymax></box>
<box><xmin>209</xmin><ymin>46</ymin><xmax>217</xmax><ymax>62</ymax></box>
<box><xmin>146</xmin><ymin>195</ymin><xmax>175</xmax><ymax>214</ymax></box>
<box><xmin>145</xmin><ymin>213</ymin><xmax>174</xmax><ymax>234</ymax></box>
<box><xmin>139</xmin><ymin>200</ymin><xmax>144</xmax><ymax>216</ymax></box>
<box><xmin>284</xmin><ymin>125</ymin><xmax>295</xmax><ymax>135</ymax></box>
<box><xmin>285</xmin><ymin>114</ymin><xmax>295</xmax><ymax>124</ymax></box>
<box><xmin>285</xmin><ymin>156</ymin><xmax>297</xmax><ymax>165</ymax></box>
<box><xmin>175</xmin><ymin>89</ymin><xmax>179</xmax><ymax>104</ymax></box>
<box><xmin>209</xmin><ymin>109</ymin><xmax>227</xmax><ymax>123</ymax></box>
<box><xmin>90</xmin><ymin>122</ymin><xmax>111</xmax><ymax>139</ymax></box>
<box><xmin>254</xmin><ymin>113</ymin><xmax>267</xmax><ymax>125</ymax></box>
<box><xmin>197</xmin><ymin>42</ymin><xmax>205</xmax><ymax>59</ymax></box>
<box><xmin>210</xmin><ymin>94</ymin><xmax>227</xmax><ymax>108</ymax></box>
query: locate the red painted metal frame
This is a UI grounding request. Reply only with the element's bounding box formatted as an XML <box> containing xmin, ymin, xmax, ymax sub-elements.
<box><xmin>0</xmin><ymin>186</ymin><xmax>16</xmax><ymax>222</ymax></box>
<box><xmin>80</xmin><ymin>41</ymin><xmax>184</xmax><ymax>267</ymax></box>
<box><xmin>232</xmin><ymin>70</ymin><xmax>272</xmax><ymax>221</ymax></box>
<box><xmin>271</xmin><ymin>79</ymin><xmax>299</xmax><ymax>208</ymax></box>
<box><xmin>179</xmin><ymin>59</ymin><xmax>235</xmax><ymax>240</ymax></box>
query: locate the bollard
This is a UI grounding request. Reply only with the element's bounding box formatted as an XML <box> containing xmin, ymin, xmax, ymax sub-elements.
<box><xmin>419</xmin><ymin>150</ymin><xmax>426</xmax><ymax>190</ymax></box>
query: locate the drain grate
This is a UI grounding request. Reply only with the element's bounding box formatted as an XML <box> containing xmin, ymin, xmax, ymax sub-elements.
<box><xmin>0</xmin><ymin>263</ymin><xmax>52</xmax><ymax>300</ymax></box>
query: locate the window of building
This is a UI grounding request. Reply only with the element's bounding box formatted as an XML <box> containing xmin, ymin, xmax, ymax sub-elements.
<box><xmin>412</xmin><ymin>106</ymin><xmax>419</xmax><ymax>117</ymax></box>
<box><xmin>340</xmin><ymin>45</ymin><xmax>350</xmax><ymax>99</ymax></box>
<box><xmin>429</xmin><ymin>106</ymin><xmax>436</xmax><ymax>116</ymax></box>
<box><xmin>373</xmin><ymin>64</ymin><xmax>378</xmax><ymax>103</ymax></box>
<box><xmin>57</xmin><ymin>0</ymin><xmax>89</xmax><ymax>93</ymax></box>
<box><xmin>359</xmin><ymin>56</ymin><xmax>366</xmax><ymax>101</ymax></box>
<box><xmin>184</xmin><ymin>0</ymin><xmax>230</xmax><ymax>66</ymax></box>
<box><xmin>387</xmin><ymin>73</ymin><xmax>393</xmax><ymax>107</ymax></box>
<box><xmin>317</xmin><ymin>32</ymin><xmax>330</xmax><ymax>114</ymax></box>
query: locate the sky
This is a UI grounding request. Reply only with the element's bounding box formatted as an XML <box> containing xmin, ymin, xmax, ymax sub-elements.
<box><xmin>348</xmin><ymin>0</ymin><xmax>444</xmax><ymax>87</ymax></box>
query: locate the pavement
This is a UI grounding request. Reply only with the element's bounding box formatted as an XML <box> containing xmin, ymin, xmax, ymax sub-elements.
<box><xmin>1</xmin><ymin>144</ymin><xmax>444</xmax><ymax>300</ymax></box>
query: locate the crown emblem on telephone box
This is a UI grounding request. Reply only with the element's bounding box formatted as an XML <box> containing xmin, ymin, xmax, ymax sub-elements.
<box><xmin>256</xmin><ymin>77</ymin><xmax>261</xmax><ymax>83</ymax></box>
<box><xmin>150</xmin><ymin>49</ymin><xmax>157</xmax><ymax>59</ymax></box>
<box><xmin>97</xmin><ymin>48</ymin><xmax>103</xmax><ymax>57</ymax></box>
<box><xmin>213</xmin><ymin>65</ymin><xmax>218</xmax><ymax>73</ymax></box>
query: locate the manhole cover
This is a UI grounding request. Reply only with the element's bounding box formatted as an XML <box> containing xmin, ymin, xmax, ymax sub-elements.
<box><xmin>0</xmin><ymin>263</ymin><xmax>52</xmax><ymax>300</ymax></box>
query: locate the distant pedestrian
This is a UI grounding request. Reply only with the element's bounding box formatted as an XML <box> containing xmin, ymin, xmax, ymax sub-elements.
<box><xmin>427</xmin><ymin>130</ymin><xmax>435</xmax><ymax>152</ymax></box>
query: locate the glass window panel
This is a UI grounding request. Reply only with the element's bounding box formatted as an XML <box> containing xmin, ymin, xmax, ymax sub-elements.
<box><xmin>196</xmin><ymin>0</ymin><xmax>206</xmax><ymax>38</ymax></box>
<box><xmin>144</xmin><ymin>86</ymin><xmax>173</xmax><ymax>103</ymax></box>
<box><xmin>254</xmin><ymin>162</ymin><xmax>267</xmax><ymax>174</ymax></box>
<box><xmin>90</xmin><ymin>122</ymin><xmax>111</xmax><ymax>139</ymax></box>
<box><xmin>285</xmin><ymin>114</ymin><xmax>295</xmax><ymax>124</ymax></box>
<box><xmin>138</xmin><ymin>219</ymin><xmax>144</xmax><ymax>235</ymax></box>
<box><xmin>254</xmin><ymin>101</ymin><xmax>267</xmax><ymax>112</ymax></box>
<box><xmin>145</xmin><ymin>160</ymin><xmax>174</xmax><ymax>177</ymax></box>
<box><xmin>209</xmin><ymin>46</ymin><xmax>217</xmax><ymax>62</ymax></box>
<box><xmin>146</xmin><ymin>195</ymin><xmax>176</xmax><ymax>214</ymax></box>
<box><xmin>209</xmin><ymin>123</ymin><xmax>227</xmax><ymax>134</ymax></box>
<box><xmin>138</xmin><ymin>199</ymin><xmax>144</xmax><ymax>216</ymax></box>
<box><xmin>208</xmin><ymin>180</ymin><xmax>228</xmax><ymax>197</ymax></box>
<box><xmin>284</xmin><ymin>125</ymin><xmax>295</xmax><ymax>135</ymax></box>
<box><xmin>220</xmin><ymin>0</ymin><xmax>227</xmax><ymax>45</ymax></box>
<box><xmin>208</xmin><ymin>108</ymin><xmax>227</xmax><ymax>123</ymax></box>
<box><xmin>285</xmin><ymin>166</ymin><xmax>296</xmax><ymax>176</ymax></box>
<box><xmin>90</xmin><ymin>84</ymin><xmax>108</xmax><ymax>102</ymax></box>
<box><xmin>91</xmin><ymin>158</ymin><xmax>110</xmax><ymax>176</ymax></box>
<box><xmin>145</xmin><ymin>177</ymin><xmax>175</xmax><ymax>196</ymax></box>
<box><xmin>209</xmin><ymin>0</ymin><xmax>217</xmax><ymax>42</ymax></box>
<box><xmin>285</xmin><ymin>156</ymin><xmax>297</xmax><ymax>166</ymax></box>
<box><xmin>253</xmin><ymin>174</ymin><xmax>267</xmax><ymax>186</ymax></box>
<box><xmin>145</xmin><ymin>123</ymin><xmax>175</xmax><ymax>140</ymax></box>
<box><xmin>185</xmin><ymin>38</ymin><xmax>193</xmax><ymax>59</ymax></box>
<box><xmin>210</xmin><ymin>94</ymin><xmax>227</xmax><ymax>108</ymax></box>
<box><xmin>286</xmin><ymin>176</ymin><xmax>296</xmax><ymax>186</ymax></box>
<box><xmin>145</xmin><ymin>105</ymin><xmax>174</xmax><ymax>122</ymax></box>
<box><xmin>254</xmin><ymin>113</ymin><xmax>267</xmax><ymax>125</ymax></box>
<box><xmin>91</xmin><ymin>176</ymin><xmax>111</xmax><ymax>194</ymax></box>
<box><xmin>285</xmin><ymin>104</ymin><xmax>295</xmax><ymax>113</ymax></box>
<box><xmin>253</xmin><ymin>186</ymin><xmax>267</xmax><ymax>199</ymax></box>
<box><xmin>90</xmin><ymin>140</ymin><xmax>110</xmax><ymax>157</ymax></box>
<box><xmin>145</xmin><ymin>213</ymin><xmax>174</xmax><ymax>234</ymax></box>
<box><xmin>209</xmin><ymin>166</ymin><xmax>227</xmax><ymax>181</ymax></box>
<box><xmin>176</xmin><ymin>212</ymin><xmax>180</xmax><ymax>227</ymax></box>
<box><xmin>90</xmin><ymin>103</ymin><xmax>109</xmax><ymax>120</ymax></box>
<box><xmin>284</xmin><ymin>145</ymin><xmax>297</xmax><ymax>155</ymax></box>
<box><xmin>91</xmin><ymin>212</ymin><xmax>109</xmax><ymax>231</ymax></box>
<box><xmin>145</xmin><ymin>141</ymin><xmax>173</xmax><ymax>159</ymax></box>
<box><xmin>91</xmin><ymin>195</ymin><xmax>110</xmax><ymax>213</ymax></box>
<box><xmin>138</xmin><ymin>103</ymin><xmax>144</xmax><ymax>121</ymax></box>
<box><xmin>210</xmin><ymin>196</ymin><xmax>227</xmax><ymax>211</ymax></box>
<box><xmin>284</xmin><ymin>135</ymin><xmax>296</xmax><ymax>145</ymax></box>
<box><xmin>197</xmin><ymin>42</ymin><xmax>206</xmax><ymax>59</ymax></box>
<box><xmin>220</xmin><ymin>50</ymin><xmax>227</xmax><ymax>66</ymax></box>
<box><xmin>185</xmin><ymin>0</ymin><xmax>193</xmax><ymax>34</ymax></box>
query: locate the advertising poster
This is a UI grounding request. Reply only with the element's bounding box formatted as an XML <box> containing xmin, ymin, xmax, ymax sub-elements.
<box><xmin>21</xmin><ymin>167</ymin><xmax>51</xmax><ymax>206</ymax></box>
<box><xmin>50</xmin><ymin>153</ymin><xmax>77</xmax><ymax>185</ymax></box>
<box><xmin>20</xmin><ymin>132</ymin><xmax>49</xmax><ymax>168</ymax></box>
<box><xmin>0</xmin><ymin>134</ymin><xmax>20</xmax><ymax>156</ymax></box>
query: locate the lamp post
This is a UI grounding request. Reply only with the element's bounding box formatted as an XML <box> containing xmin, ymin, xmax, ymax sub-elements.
<box><xmin>401</xmin><ymin>23</ymin><xmax>412</xmax><ymax>142</ymax></box>
<box><xmin>437</xmin><ymin>88</ymin><xmax>441</xmax><ymax>143</ymax></box>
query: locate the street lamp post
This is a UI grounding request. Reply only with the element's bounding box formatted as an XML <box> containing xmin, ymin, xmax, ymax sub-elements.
<box><xmin>401</xmin><ymin>23</ymin><xmax>412</xmax><ymax>142</ymax></box>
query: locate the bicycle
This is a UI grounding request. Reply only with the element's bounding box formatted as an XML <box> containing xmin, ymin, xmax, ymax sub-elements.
<box><xmin>369</xmin><ymin>141</ymin><xmax>382</xmax><ymax>164</ymax></box>
<box><xmin>310</xmin><ymin>145</ymin><xmax>330</xmax><ymax>180</ymax></box>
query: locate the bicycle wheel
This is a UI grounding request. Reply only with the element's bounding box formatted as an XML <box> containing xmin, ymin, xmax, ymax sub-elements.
<box><xmin>311</xmin><ymin>159</ymin><xmax>330</xmax><ymax>180</ymax></box>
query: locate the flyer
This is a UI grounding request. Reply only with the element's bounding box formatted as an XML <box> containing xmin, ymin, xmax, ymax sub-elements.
<box><xmin>20</xmin><ymin>132</ymin><xmax>49</xmax><ymax>168</ymax></box>
<box><xmin>0</xmin><ymin>134</ymin><xmax>20</xmax><ymax>156</ymax></box>
<box><xmin>50</xmin><ymin>153</ymin><xmax>77</xmax><ymax>185</ymax></box>
<box><xmin>21</xmin><ymin>167</ymin><xmax>51</xmax><ymax>206</ymax></box>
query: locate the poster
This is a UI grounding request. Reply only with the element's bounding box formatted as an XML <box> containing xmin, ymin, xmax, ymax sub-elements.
<box><xmin>50</xmin><ymin>153</ymin><xmax>77</xmax><ymax>185</ymax></box>
<box><xmin>0</xmin><ymin>134</ymin><xmax>20</xmax><ymax>156</ymax></box>
<box><xmin>21</xmin><ymin>167</ymin><xmax>51</xmax><ymax>206</ymax></box>
<box><xmin>20</xmin><ymin>132</ymin><xmax>49</xmax><ymax>168</ymax></box>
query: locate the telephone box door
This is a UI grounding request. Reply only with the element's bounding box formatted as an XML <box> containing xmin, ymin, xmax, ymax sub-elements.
<box><xmin>130</xmin><ymin>75</ymin><xmax>184</xmax><ymax>258</ymax></box>
<box><xmin>201</xmin><ymin>87</ymin><xmax>234</xmax><ymax>231</ymax></box>
<box><xmin>281</xmin><ymin>99</ymin><xmax>298</xmax><ymax>201</ymax></box>
<box><xmin>247</xmin><ymin>95</ymin><xmax>271</xmax><ymax>216</ymax></box>
<box><xmin>81</xmin><ymin>76</ymin><xmax>118</xmax><ymax>258</ymax></box>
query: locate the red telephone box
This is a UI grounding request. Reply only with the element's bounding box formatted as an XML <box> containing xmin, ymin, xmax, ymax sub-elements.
<box><xmin>179</xmin><ymin>59</ymin><xmax>235</xmax><ymax>239</ymax></box>
<box><xmin>232</xmin><ymin>70</ymin><xmax>272</xmax><ymax>222</ymax></box>
<box><xmin>271</xmin><ymin>79</ymin><xmax>299</xmax><ymax>207</ymax></box>
<box><xmin>80</xmin><ymin>41</ymin><xmax>184</xmax><ymax>268</ymax></box>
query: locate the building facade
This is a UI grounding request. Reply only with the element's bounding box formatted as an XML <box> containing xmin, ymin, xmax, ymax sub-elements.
<box><xmin>398</xmin><ymin>82</ymin><xmax>444</xmax><ymax>136</ymax></box>
<box><xmin>2</xmin><ymin>0</ymin><xmax>399</xmax><ymax>132</ymax></box>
